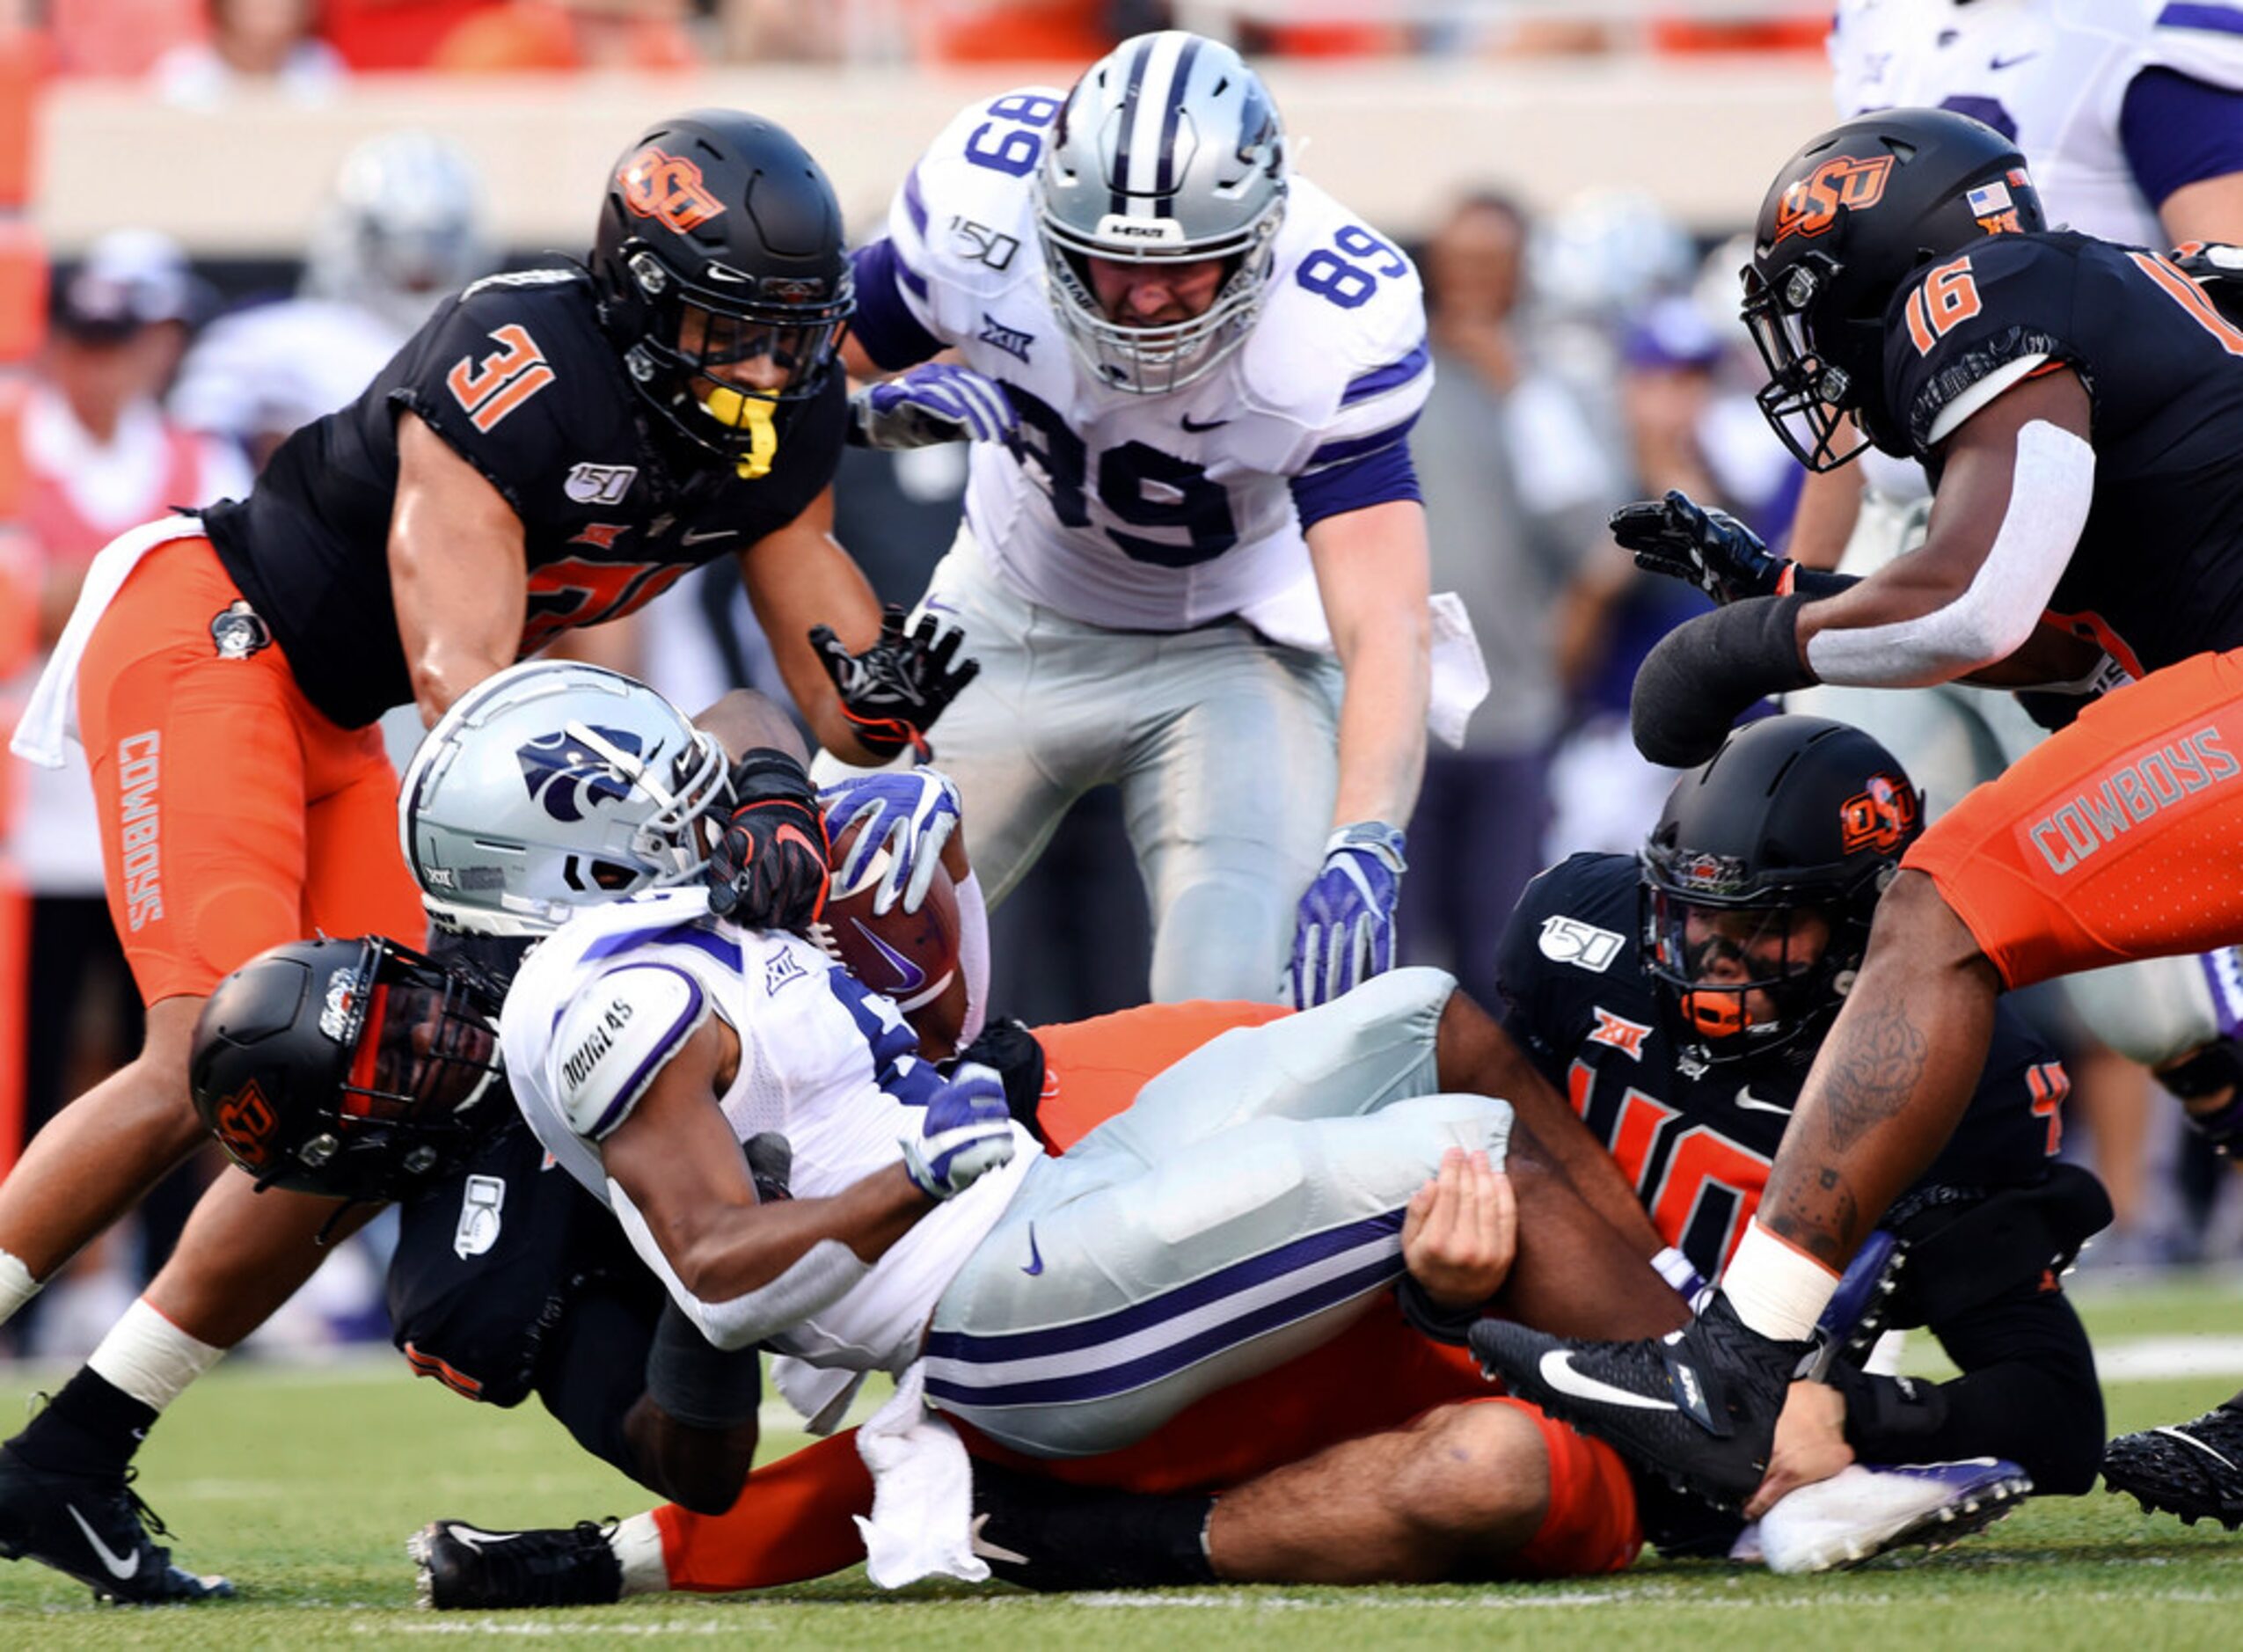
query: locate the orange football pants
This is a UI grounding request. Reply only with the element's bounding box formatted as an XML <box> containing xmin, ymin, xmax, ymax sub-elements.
<box><xmin>651</xmin><ymin>1000</ymin><xmax>1641</xmax><ymax>1590</ymax></box>
<box><xmin>1906</xmin><ymin>647</ymin><xmax>2243</xmax><ymax>989</ymax></box>
<box><xmin>75</xmin><ymin>535</ymin><xmax>424</xmax><ymax>1004</ymax></box>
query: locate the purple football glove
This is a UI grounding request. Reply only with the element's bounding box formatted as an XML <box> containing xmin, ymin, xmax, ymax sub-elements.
<box><xmin>901</xmin><ymin>1061</ymin><xmax>1014</xmax><ymax>1201</ymax></box>
<box><xmin>820</xmin><ymin>768</ymin><xmax>962</xmax><ymax>916</ymax></box>
<box><xmin>849</xmin><ymin>363</ymin><xmax>1017</xmax><ymax>450</ymax></box>
<box><xmin>1285</xmin><ymin>822</ymin><xmax>1407</xmax><ymax>1010</ymax></box>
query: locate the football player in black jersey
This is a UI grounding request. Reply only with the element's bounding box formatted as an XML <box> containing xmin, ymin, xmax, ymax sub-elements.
<box><xmin>0</xmin><ymin>110</ymin><xmax>974</xmax><ymax>1602</ymax></box>
<box><xmin>1478</xmin><ymin>106</ymin><xmax>2243</xmax><ymax>1520</ymax></box>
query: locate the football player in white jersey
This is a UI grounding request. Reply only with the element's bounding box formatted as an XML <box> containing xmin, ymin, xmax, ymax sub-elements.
<box><xmin>828</xmin><ymin>29</ymin><xmax>1452</xmax><ymax>1010</ymax></box>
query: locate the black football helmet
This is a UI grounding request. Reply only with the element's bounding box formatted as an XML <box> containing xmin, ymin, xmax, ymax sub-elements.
<box><xmin>189</xmin><ymin>936</ymin><xmax>508</xmax><ymax>1205</ymax></box>
<box><xmin>1640</xmin><ymin>716</ymin><xmax>1924</xmax><ymax>1068</ymax></box>
<box><xmin>590</xmin><ymin>109</ymin><xmax>853</xmax><ymax>472</ymax></box>
<box><xmin>1743</xmin><ymin>107</ymin><xmax>2044</xmax><ymax>469</ymax></box>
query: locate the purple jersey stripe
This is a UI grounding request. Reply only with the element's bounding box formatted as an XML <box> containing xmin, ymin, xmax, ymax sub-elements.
<box><xmin>2121</xmin><ymin>67</ymin><xmax>2243</xmax><ymax>205</ymax></box>
<box><xmin>924</xmin><ymin>1251</ymin><xmax>1405</xmax><ymax>1409</ymax></box>
<box><xmin>902</xmin><ymin>164</ymin><xmax>931</xmax><ymax>238</ymax></box>
<box><xmin>583</xmin><ymin>964</ymin><xmax>706</xmax><ymax>1140</ymax></box>
<box><xmin>922</xmin><ymin>1207</ymin><xmax>1405</xmax><ymax>1365</ymax></box>
<box><xmin>846</xmin><ymin>241</ymin><xmax>943</xmax><ymax>372</ymax></box>
<box><xmin>581</xmin><ymin>920</ymin><xmax>741</xmax><ymax>973</ymax></box>
<box><xmin>2159</xmin><ymin>4</ymin><xmax>2243</xmax><ymax>35</ymax></box>
<box><xmin>1290</xmin><ymin>437</ymin><xmax>1421</xmax><ymax>530</ymax></box>
<box><xmin>1152</xmin><ymin>34</ymin><xmax>1201</xmax><ymax>213</ymax></box>
<box><xmin>1304</xmin><ymin>408</ymin><xmax>1422</xmax><ymax>470</ymax></box>
<box><xmin>1341</xmin><ymin>340</ymin><xmax>1430</xmax><ymax>406</ymax></box>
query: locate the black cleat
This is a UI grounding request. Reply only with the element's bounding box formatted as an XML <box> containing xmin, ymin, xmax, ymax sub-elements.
<box><xmin>2102</xmin><ymin>1405</ymin><xmax>2243</xmax><ymax>1530</ymax></box>
<box><xmin>1472</xmin><ymin>1290</ymin><xmax>1808</xmax><ymax>1509</ymax></box>
<box><xmin>968</xmin><ymin>1464</ymin><xmax>1214</xmax><ymax>1591</ymax></box>
<box><xmin>409</xmin><ymin>1517</ymin><xmax>623</xmax><ymax>1610</ymax></box>
<box><xmin>0</xmin><ymin>1445</ymin><xmax>232</xmax><ymax>1604</ymax></box>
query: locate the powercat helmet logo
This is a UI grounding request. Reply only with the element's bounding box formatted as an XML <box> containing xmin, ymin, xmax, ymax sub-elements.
<box><xmin>517</xmin><ymin>727</ymin><xmax>647</xmax><ymax>824</ymax></box>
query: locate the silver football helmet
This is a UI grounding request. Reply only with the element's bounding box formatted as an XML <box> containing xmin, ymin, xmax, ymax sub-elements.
<box><xmin>399</xmin><ymin>662</ymin><xmax>729</xmax><ymax>938</ymax></box>
<box><xmin>303</xmin><ymin>131</ymin><xmax>496</xmax><ymax>339</ymax></box>
<box><xmin>1035</xmin><ymin>30</ymin><xmax>1288</xmax><ymax>394</ymax></box>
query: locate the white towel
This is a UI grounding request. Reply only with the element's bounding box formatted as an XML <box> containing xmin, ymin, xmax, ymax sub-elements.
<box><xmin>1237</xmin><ymin>572</ymin><xmax>1490</xmax><ymax>750</ymax></box>
<box><xmin>852</xmin><ymin>1362</ymin><xmax>990</xmax><ymax>1589</ymax></box>
<box><xmin>11</xmin><ymin>516</ymin><xmax>206</xmax><ymax>769</ymax></box>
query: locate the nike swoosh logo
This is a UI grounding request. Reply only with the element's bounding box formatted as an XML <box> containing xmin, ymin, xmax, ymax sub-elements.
<box><xmin>66</xmin><ymin>1505</ymin><xmax>141</xmax><ymax>1580</ymax></box>
<box><xmin>1990</xmin><ymin>51</ymin><xmax>2036</xmax><ymax>69</ymax></box>
<box><xmin>449</xmin><ymin>1528</ymin><xmax>526</xmax><ymax>1553</ymax></box>
<box><xmin>683</xmin><ymin>527</ymin><xmax>736</xmax><ymax>545</ymax></box>
<box><xmin>1021</xmin><ymin>1222</ymin><xmax>1045</xmax><ymax>1276</ymax></box>
<box><xmin>1536</xmin><ymin>1349</ymin><xmax>1676</xmax><ymax>1411</ymax></box>
<box><xmin>1733</xmin><ymin>1087</ymin><xmax>1792</xmax><ymax>1117</ymax></box>
<box><xmin>848</xmin><ymin>918</ymin><xmax>927</xmax><ymax>993</ymax></box>
<box><xmin>1180</xmin><ymin>413</ymin><xmax>1230</xmax><ymax>432</ymax></box>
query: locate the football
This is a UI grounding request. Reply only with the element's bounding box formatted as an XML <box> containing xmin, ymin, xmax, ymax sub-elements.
<box><xmin>810</xmin><ymin>815</ymin><xmax>968</xmax><ymax>1058</ymax></box>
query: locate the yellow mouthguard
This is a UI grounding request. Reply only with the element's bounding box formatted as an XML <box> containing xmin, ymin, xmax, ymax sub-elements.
<box><xmin>699</xmin><ymin>386</ymin><xmax>779</xmax><ymax>480</ymax></box>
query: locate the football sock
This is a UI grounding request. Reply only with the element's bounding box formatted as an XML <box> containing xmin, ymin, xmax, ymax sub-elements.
<box><xmin>10</xmin><ymin>1369</ymin><xmax>157</xmax><ymax>1479</ymax></box>
<box><xmin>1722</xmin><ymin>1222</ymin><xmax>1839</xmax><ymax>1343</ymax></box>
<box><xmin>652</xmin><ymin>1429</ymin><xmax>873</xmax><ymax>1593</ymax></box>
<box><xmin>0</xmin><ymin>1248</ymin><xmax>38</xmax><ymax>1326</ymax></box>
<box><xmin>88</xmin><ymin>1297</ymin><xmax>227</xmax><ymax>1414</ymax></box>
<box><xmin>610</xmin><ymin>1513</ymin><xmax>669</xmax><ymax>1598</ymax></box>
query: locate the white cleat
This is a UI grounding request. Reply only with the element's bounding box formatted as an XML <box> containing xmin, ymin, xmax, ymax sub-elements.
<box><xmin>1757</xmin><ymin>1458</ymin><xmax>2031</xmax><ymax>1575</ymax></box>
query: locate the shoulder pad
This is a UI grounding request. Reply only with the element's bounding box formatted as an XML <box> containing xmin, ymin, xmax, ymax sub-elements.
<box><xmin>552</xmin><ymin>963</ymin><xmax>713</xmax><ymax>1141</ymax></box>
<box><xmin>888</xmin><ymin>91</ymin><xmax>1060</xmax><ymax>310</ymax></box>
<box><xmin>1244</xmin><ymin>180</ymin><xmax>1430</xmax><ymax>460</ymax></box>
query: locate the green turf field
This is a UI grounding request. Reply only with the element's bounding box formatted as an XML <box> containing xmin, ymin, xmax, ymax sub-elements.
<box><xmin>4</xmin><ymin>1274</ymin><xmax>2243</xmax><ymax>1648</ymax></box>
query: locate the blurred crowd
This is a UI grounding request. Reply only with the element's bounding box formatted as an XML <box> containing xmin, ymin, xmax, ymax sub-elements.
<box><xmin>19</xmin><ymin>0</ymin><xmax>1832</xmax><ymax>92</ymax></box>
<box><xmin>5</xmin><ymin>64</ymin><xmax>2233</xmax><ymax>1359</ymax></box>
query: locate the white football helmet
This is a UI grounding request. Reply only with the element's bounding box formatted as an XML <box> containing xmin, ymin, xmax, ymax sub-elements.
<box><xmin>399</xmin><ymin>662</ymin><xmax>729</xmax><ymax>937</ymax></box>
<box><xmin>1035</xmin><ymin>30</ymin><xmax>1288</xmax><ymax>393</ymax></box>
<box><xmin>303</xmin><ymin>131</ymin><xmax>496</xmax><ymax>339</ymax></box>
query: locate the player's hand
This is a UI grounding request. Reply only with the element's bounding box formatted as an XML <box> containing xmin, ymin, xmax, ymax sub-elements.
<box><xmin>809</xmin><ymin>603</ymin><xmax>981</xmax><ymax>764</ymax></box>
<box><xmin>1285</xmin><ymin>822</ymin><xmax>1406</xmax><ymax>1009</ymax></box>
<box><xmin>1612</xmin><ymin>490</ymin><xmax>1791</xmax><ymax>606</ymax></box>
<box><xmin>848</xmin><ymin>363</ymin><xmax>1017</xmax><ymax>450</ymax></box>
<box><xmin>705</xmin><ymin>749</ymin><xmax>830</xmax><ymax>932</ymax></box>
<box><xmin>1745</xmin><ymin>1381</ymin><xmax>1856</xmax><ymax>1520</ymax></box>
<box><xmin>1401</xmin><ymin>1146</ymin><xmax>1517</xmax><ymax>1309</ymax></box>
<box><xmin>821</xmin><ymin>768</ymin><xmax>961</xmax><ymax>916</ymax></box>
<box><xmin>900</xmin><ymin>1061</ymin><xmax>1015</xmax><ymax>1201</ymax></box>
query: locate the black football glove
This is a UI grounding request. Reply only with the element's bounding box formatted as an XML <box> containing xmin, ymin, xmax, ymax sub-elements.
<box><xmin>1612</xmin><ymin>489</ymin><xmax>1792</xmax><ymax>605</ymax></box>
<box><xmin>808</xmin><ymin>603</ymin><xmax>980</xmax><ymax>764</ymax></box>
<box><xmin>705</xmin><ymin>749</ymin><xmax>830</xmax><ymax>932</ymax></box>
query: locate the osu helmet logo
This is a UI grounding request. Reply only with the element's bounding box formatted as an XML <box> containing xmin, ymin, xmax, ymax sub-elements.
<box><xmin>1772</xmin><ymin>154</ymin><xmax>1896</xmax><ymax>246</ymax></box>
<box><xmin>1839</xmin><ymin>772</ymin><xmax>1918</xmax><ymax>853</ymax></box>
<box><xmin>213</xmin><ymin>1079</ymin><xmax>277</xmax><ymax>1167</ymax></box>
<box><xmin>619</xmin><ymin>146</ymin><xmax>726</xmax><ymax>235</ymax></box>
<box><xmin>517</xmin><ymin>727</ymin><xmax>645</xmax><ymax>824</ymax></box>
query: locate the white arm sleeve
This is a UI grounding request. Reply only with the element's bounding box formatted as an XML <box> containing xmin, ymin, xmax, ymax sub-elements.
<box><xmin>1805</xmin><ymin>420</ymin><xmax>2094</xmax><ymax>687</ymax></box>
<box><xmin>608</xmin><ymin>1180</ymin><xmax>870</xmax><ymax>1353</ymax></box>
<box><xmin>953</xmin><ymin>868</ymin><xmax>989</xmax><ymax>1049</ymax></box>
